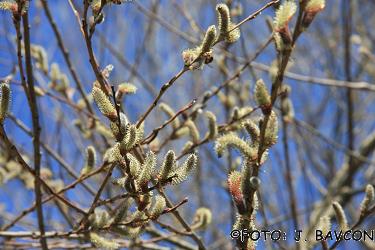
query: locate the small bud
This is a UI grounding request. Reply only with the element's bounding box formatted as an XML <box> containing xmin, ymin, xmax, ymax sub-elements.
<box><xmin>191</xmin><ymin>207</ymin><xmax>212</xmax><ymax>230</ymax></box>
<box><xmin>302</xmin><ymin>0</ymin><xmax>325</xmax><ymax>28</ymax></box>
<box><xmin>0</xmin><ymin>82</ymin><xmax>11</xmax><ymax>124</ymax></box>
<box><xmin>116</xmin><ymin>83</ymin><xmax>137</xmax><ymax>100</ymax></box>
<box><xmin>250</xmin><ymin>177</ymin><xmax>261</xmax><ymax>190</ymax></box>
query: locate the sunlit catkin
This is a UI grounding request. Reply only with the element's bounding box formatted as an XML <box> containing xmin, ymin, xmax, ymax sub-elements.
<box><xmin>172</xmin><ymin>153</ymin><xmax>198</xmax><ymax>185</ymax></box>
<box><xmin>205</xmin><ymin>111</ymin><xmax>218</xmax><ymax>139</ymax></box>
<box><xmin>216</xmin><ymin>3</ymin><xmax>240</xmax><ymax>43</ymax></box>
<box><xmin>92</xmin><ymin>86</ymin><xmax>117</xmax><ymax>121</ymax></box>
<box><xmin>201</xmin><ymin>25</ymin><xmax>217</xmax><ymax>54</ymax></box>
<box><xmin>0</xmin><ymin>82</ymin><xmax>11</xmax><ymax>124</ymax></box>
<box><xmin>159</xmin><ymin>150</ymin><xmax>176</xmax><ymax>181</ymax></box>
<box><xmin>215</xmin><ymin>133</ymin><xmax>256</xmax><ymax>160</ymax></box>
<box><xmin>149</xmin><ymin>195</ymin><xmax>166</xmax><ymax>219</ymax></box>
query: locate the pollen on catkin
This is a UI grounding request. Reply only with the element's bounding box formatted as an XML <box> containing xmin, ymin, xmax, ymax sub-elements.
<box><xmin>0</xmin><ymin>82</ymin><xmax>11</xmax><ymax>124</ymax></box>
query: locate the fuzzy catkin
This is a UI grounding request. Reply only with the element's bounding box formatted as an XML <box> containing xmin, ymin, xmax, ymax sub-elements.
<box><xmin>200</xmin><ymin>25</ymin><xmax>216</xmax><ymax>54</ymax></box>
<box><xmin>215</xmin><ymin>133</ymin><xmax>256</xmax><ymax>160</ymax></box>
<box><xmin>92</xmin><ymin>86</ymin><xmax>117</xmax><ymax>121</ymax></box>
<box><xmin>90</xmin><ymin>232</ymin><xmax>119</xmax><ymax>250</ymax></box>
<box><xmin>254</xmin><ymin>79</ymin><xmax>271</xmax><ymax>107</ymax></box>
<box><xmin>360</xmin><ymin>184</ymin><xmax>374</xmax><ymax>215</ymax></box>
<box><xmin>191</xmin><ymin>207</ymin><xmax>212</xmax><ymax>230</ymax></box>
<box><xmin>159</xmin><ymin>102</ymin><xmax>180</xmax><ymax>129</ymax></box>
<box><xmin>172</xmin><ymin>153</ymin><xmax>198</xmax><ymax>185</ymax></box>
<box><xmin>0</xmin><ymin>82</ymin><xmax>11</xmax><ymax>124</ymax></box>
<box><xmin>332</xmin><ymin>202</ymin><xmax>349</xmax><ymax>231</ymax></box>
<box><xmin>81</xmin><ymin>146</ymin><xmax>96</xmax><ymax>175</ymax></box>
<box><xmin>205</xmin><ymin>111</ymin><xmax>218</xmax><ymax>139</ymax></box>
<box><xmin>149</xmin><ymin>195</ymin><xmax>166</xmax><ymax>219</ymax></box>
<box><xmin>159</xmin><ymin>150</ymin><xmax>176</xmax><ymax>181</ymax></box>
<box><xmin>185</xmin><ymin>119</ymin><xmax>200</xmax><ymax>143</ymax></box>
<box><xmin>273</xmin><ymin>0</ymin><xmax>297</xmax><ymax>30</ymax></box>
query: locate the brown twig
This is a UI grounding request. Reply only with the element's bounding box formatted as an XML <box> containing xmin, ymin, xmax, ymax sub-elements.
<box><xmin>21</xmin><ymin>9</ymin><xmax>48</xmax><ymax>250</ymax></box>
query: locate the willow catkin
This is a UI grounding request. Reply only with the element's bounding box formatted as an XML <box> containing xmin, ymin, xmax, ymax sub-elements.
<box><xmin>191</xmin><ymin>207</ymin><xmax>212</xmax><ymax>230</ymax></box>
<box><xmin>332</xmin><ymin>202</ymin><xmax>349</xmax><ymax>231</ymax></box>
<box><xmin>159</xmin><ymin>150</ymin><xmax>176</xmax><ymax>181</ymax></box>
<box><xmin>360</xmin><ymin>184</ymin><xmax>374</xmax><ymax>215</ymax></box>
<box><xmin>92</xmin><ymin>86</ymin><xmax>117</xmax><ymax>121</ymax></box>
<box><xmin>200</xmin><ymin>25</ymin><xmax>217</xmax><ymax>54</ymax></box>
<box><xmin>205</xmin><ymin>111</ymin><xmax>218</xmax><ymax>139</ymax></box>
<box><xmin>0</xmin><ymin>82</ymin><xmax>11</xmax><ymax>124</ymax></box>
<box><xmin>215</xmin><ymin>133</ymin><xmax>256</xmax><ymax>160</ymax></box>
<box><xmin>149</xmin><ymin>195</ymin><xmax>166</xmax><ymax>219</ymax></box>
